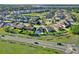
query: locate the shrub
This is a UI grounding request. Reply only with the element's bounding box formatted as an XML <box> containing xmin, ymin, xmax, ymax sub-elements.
<box><xmin>70</xmin><ymin>25</ymin><xmax>79</xmax><ymax>34</ymax></box>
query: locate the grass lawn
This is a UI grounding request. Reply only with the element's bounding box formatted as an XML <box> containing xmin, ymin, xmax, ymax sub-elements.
<box><xmin>38</xmin><ymin>35</ymin><xmax>71</xmax><ymax>43</ymax></box>
<box><xmin>37</xmin><ymin>32</ymin><xmax>79</xmax><ymax>44</ymax></box>
<box><xmin>22</xmin><ymin>12</ymin><xmax>48</xmax><ymax>21</ymax></box>
<box><xmin>0</xmin><ymin>39</ymin><xmax>63</xmax><ymax>54</ymax></box>
<box><xmin>71</xmin><ymin>12</ymin><xmax>79</xmax><ymax>22</ymax></box>
<box><xmin>22</xmin><ymin>12</ymin><xmax>48</xmax><ymax>16</ymax></box>
<box><xmin>3</xmin><ymin>20</ymin><xmax>12</xmax><ymax>22</ymax></box>
<box><xmin>1</xmin><ymin>27</ymin><xmax>79</xmax><ymax>45</ymax></box>
<box><xmin>0</xmin><ymin>28</ymin><xmax>8</xmax><ymax>35</ymax></box>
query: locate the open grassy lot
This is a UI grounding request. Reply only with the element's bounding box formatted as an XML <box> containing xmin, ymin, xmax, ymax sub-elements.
<box><xmin>0</xmin><ymin>39</ymin><xmax>63</xmax><ymax>54</ymax></box>
<box><xmin>22</xmin><ymin>12</ymin><xmax>48</xmax><ymax>21</ymax></box>
<box><xmin>39</xmin><ymin>35</ymin><xmax>78</xmax><ymax>43</ymax></box>
<box><xmin>22</xmin><ymin>12</ymin><xmax>48</xmax><ymax>17</ymax></box>
<box><xmin>37</xmin><ymin>29</ymin><xmax>79</xmax><ymax>44</ymax></box>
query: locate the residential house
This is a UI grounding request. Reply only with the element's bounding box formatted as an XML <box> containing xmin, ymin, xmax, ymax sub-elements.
<box><xmin>67</xmin><ymin>18</ymin><xmax>74</xmax><ymax>24</ymax></box>
<box><xmin>14</xmin><ymin>23</ymin><xmax>25</xmax><ymax>29</ymax></box>
<box><xmin>35</xmin><ymin>26</ymin><xmax>47</xmax><ymax>35</ymax></box>
<box><xmin>46</xmin><ymin>27</ymin><xmax>55</xmax><ymax>32</ymax></box>
<box><xmin>64</xmin><ymin>21</ymin><xmax>71</xmax><ymax>28</ymax></box>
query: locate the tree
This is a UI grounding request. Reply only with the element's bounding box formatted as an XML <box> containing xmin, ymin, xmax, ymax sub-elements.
<box><xmin>70</xmin><ymin>25</ymin><xmax>79</xmax><ymax>34</ymax></box>
<box><xmin>4</xmin><ymin>26</ymin><xmax>14</xmax><ymax>33</ymax></box>
<box><xmin>4</xmin><ymin>26</ymin><xmax>21</xmax><ymax>34</ymax></box>
<box><xmin>19</xmin><ymin>29</ymin><xmax>27</xmax><ymax>34</ymax></box>
<box><xmin>13</xmin><ymin>28</ymin><xmax>21</xmax><ymax>34</ymax></box>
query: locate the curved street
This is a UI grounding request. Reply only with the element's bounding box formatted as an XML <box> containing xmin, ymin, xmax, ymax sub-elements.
<box><xmin>1</xmin><ymin>35</ymin><xmax>79</xmax><ymax>54</ymax></box>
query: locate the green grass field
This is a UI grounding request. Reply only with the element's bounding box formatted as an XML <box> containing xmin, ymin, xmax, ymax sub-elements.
<box><xmin>0</xmin><ymin>39</ymin><xmax>63</xmax><ymax>54</ymax></box>
<box><xmin>37</xmin><ymin>33</ymin><xmax>79</xmax><ymax>44</ymax></box>
<box><xmin>1</xmin><ymin>27</ymin><xmax>79</xmax><ymax>44</ymax></box>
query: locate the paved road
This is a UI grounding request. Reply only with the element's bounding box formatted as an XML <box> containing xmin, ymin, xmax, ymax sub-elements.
<box><xmin>1</xmin><ymin>35</ymin><xmax>79</xmax><ymax>54</ymax></box>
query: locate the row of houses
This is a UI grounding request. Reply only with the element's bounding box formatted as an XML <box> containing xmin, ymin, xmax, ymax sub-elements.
<box><xmin>0</xmin><ymin>21</ymin><xmax>55</xmax><ymax>35</ymax></box>
<box><xmin>0</xmin><ymin>8</ymin><xmax>49</xmax><ymax>16</ymax></box>
<box><xmin>0</xmin><ymin>15</ymin><xmax>43</xmax><ymax>23</ymax></box>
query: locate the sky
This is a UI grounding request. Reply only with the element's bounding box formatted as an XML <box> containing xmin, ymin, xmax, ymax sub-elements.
<box><xmin>0</xmin><ymin>0</ymin><xmax>79</xmax><ymax>4</ymax></box>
